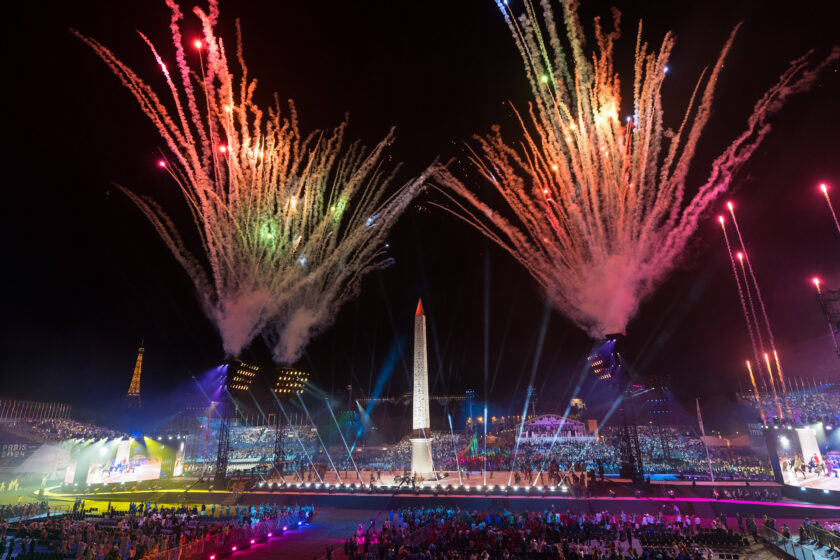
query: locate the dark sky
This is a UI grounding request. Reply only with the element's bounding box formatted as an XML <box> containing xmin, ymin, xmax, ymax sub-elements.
<box><xmin>1</xmin><ymin>0</ymin><xmax>839</xmax><ymax>427</ymax></box>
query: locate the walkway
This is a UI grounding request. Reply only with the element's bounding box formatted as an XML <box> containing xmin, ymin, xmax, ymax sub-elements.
<box><xmin>791</xmin><ymin>536</ymin><xmax>840</xmax><ymax>560</ymax></box>
<box><xmin>245</xmin><ymin>508</ymin><xmax>378</xmax><ymax>560</ymax></box>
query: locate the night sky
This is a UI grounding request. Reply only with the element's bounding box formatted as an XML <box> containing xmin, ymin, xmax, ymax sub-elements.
<box><xmin>1</xmin><ymin>0</ymin><xmax>838</xmax><ymax>429</ymax></box>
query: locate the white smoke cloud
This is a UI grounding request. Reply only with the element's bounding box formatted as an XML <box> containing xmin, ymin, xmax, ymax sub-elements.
<box><xmin>213</xmin><ymin>287</ymin><xmax>275</xmax><ymax>358</ymax></box>
<box><xmin>271</xmin><ymin>306</ymin><xmax>326</xmax><ymax>364</ymax></box>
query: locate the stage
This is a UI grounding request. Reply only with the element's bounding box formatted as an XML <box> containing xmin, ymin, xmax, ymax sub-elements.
<box><xmin>781</xmin><ymin>470</ymin><xmax>840</xmax><ymax>492</ymax></box>
<box><xmin>45</xmin><ymin>485</ymin><xmax>839</xmax><ymax>521</ymax></box>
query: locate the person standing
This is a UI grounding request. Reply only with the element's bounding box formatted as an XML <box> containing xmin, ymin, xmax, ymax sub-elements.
<box><xmin>793</xmin><ymin>455</ymin><xmax>805</xmax><ymax>480</ymax></box>
<box><xmin>746</xmin><ymin>517</ymin><xmax>758</xmax><ymax>543</ymax></box>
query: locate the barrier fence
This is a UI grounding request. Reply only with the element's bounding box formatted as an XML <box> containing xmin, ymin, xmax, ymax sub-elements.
<box><xmin>5</xmin><ymin>504</ymin><xmax>71</xmax><ymax>523</ymax></box>
<box><xmin>760</xmin><ymin>526</ymin><xmax>816</xmax><ymax>560</ymax></box>
<box><xmin>801</xmin><ymin>523</ymin><xmax>840</xmax><ymax>556</ymax></box>
<box><xmin>314</xmin><ymin>516</ymin><xmax>434</xmax><ymax>560</ymax></box>
<box><xmin>131</xmin><ymin>512</ymin><xmax>304</xmax><ymax>560</ymax></box>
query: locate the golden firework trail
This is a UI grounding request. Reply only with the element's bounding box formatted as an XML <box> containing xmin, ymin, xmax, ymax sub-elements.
<box><xmin>76</xmin><ymin>0</ymin><xmax>430</xmax><ymax>362</ymax></box>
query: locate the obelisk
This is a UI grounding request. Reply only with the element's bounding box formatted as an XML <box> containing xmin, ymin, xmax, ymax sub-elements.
<box><xmin>410</xmin><ymin>299</ymin><xmax>434</xmax><ymax>478</ymax></box>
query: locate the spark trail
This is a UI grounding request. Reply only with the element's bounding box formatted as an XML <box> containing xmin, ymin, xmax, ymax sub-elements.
<box><xmin>433</xmin><ymin>0</ymin><xmax>837</xmax><ymax>337</ymax></box>
<box><xmin>297</xmin><ymin>393</ymin><xmax>342</xmax><ymax>484</ymax></box>
<box><xmin>745</xmin><ymin>360</ymin><xmax>766</xmax><ymax>426</ymax></box>
<box><xmin>735</xmin><ymin>249</ymin><xmax>783</xmax><ymax>417</ymax></box>
<box><xmin>763</xmin><ymin>352</ymin><xmax>784</xmax><ymax>421</ymax></box>
<box><xmin>276</xmin><ymin>400</ymin><xmax>322</xmax><ymax>483</ymax></box>
<box><xmin>326</xmin><ymin>398</ymin><xmax>362</xmax><ymax>483</ymax></box>
<box><xmin>737</xmin><ymin>252</ymin><xmax>768</xmax><ymax>378</ymax></box>
<box><xmin>820</xmin><ymin>184</ymin><xmax>840</xmax><ymax>239</ymax></box>
<box><xmin>727</xmin><ymin>204</ymin><xmax>786</xmax><ymax>393</ymax></box>
<box><xmin>720</xmin><ymin>217</ymin><xmax>765</xmax><ymax>389</ymax></box>
<box><xmin>76</xmin><ymin>0</ymin><xmax>428</xmax><ymax>363</ymax></box>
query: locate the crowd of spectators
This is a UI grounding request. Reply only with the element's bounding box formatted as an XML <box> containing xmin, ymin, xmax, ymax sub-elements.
<box><xmin>339</xmin><ymin>506</ymin><xmax>758</xmax><ymax>560</ymax></box>
<box><xmin>742</xmin><ymin>386</ymin><xmax>840</xmax><ymax>424</ymax></box>
<box><xmin>179</xmin><ymin>422</ymin><xmax>774</xmax><ymax>483</ymax></box>
<box><xmin>386</xmin><ymin>432</ymin><xmax>463</xmax><ymax>471</ymax></box>
<box><xmin>13</xmin><ymin>419</ymin><xmax>124</xmax><ymax>442</ymax></box>
<box><xmin>0</xmin><ymin>501</ymin><xmax>49</xmax><ymax>521</ymax></box>
<box><xmin>184</xmin><ymin>425</ymin><xmax>319</xmax><ymax>471</ymax></box>
<box><xmin>226</xmin><ymin>427</ymin><xmax>275</xmax><ymax>465</ymax></box>
<box><xmin>710</xmin><ymin>486</ymin><xmax>781</xmax><ymax>501</ymax></box>
<box><xmin>1</xmin><ymin>416</ymin><xmax>775</xmax><ymax>484</ymax></box>
<box><xmin>373</xmin><ymin>428</ymin><xmax>772</xmax><ymax>481</ymax></box>
<box><xmin>1</xmin><ymin>502</ymin><xmax>312</xmax><ymax>560</ymax></box>
<box><xmin>457</xmin><ymin>428</ymin><xmax>765</xmax><ymax>480</ymax></box>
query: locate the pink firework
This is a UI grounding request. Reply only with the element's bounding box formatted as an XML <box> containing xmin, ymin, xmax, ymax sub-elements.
<box><xmin>434</xmin><ymin>0</ymin><xmax>838</xmax><ymax>337</ymax></box>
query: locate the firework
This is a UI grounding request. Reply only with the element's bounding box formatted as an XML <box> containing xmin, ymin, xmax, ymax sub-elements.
<box><xmin>820</xmin><ymin>183</ymin><xmax>840</xmax><ymax>238</ymax></box>
<box><xmin>736</xmin><ymin>250</ymin><xmax>768</xmax><ymax>379</ymax></box>
<box><xmin>763</xmin><ymin>352</ymin><xmax>784</xmax><ymax>420</ymax></box>
<box><xmin>734</xmin><ymin>249</ymin><xmax>786</xmax><ymax>417</ymax></box>
<box><xmin>433</xmin><ymin>0</ymin><xmax>837</xmax><ymax>337</ymax></box>
<box><xmin>76</xmin><ymin>0</ymin><xmax>428</xmax><ymax>362</ymax></box>
<box><xmin>720</xmin><ymin>218</ymin><xmax>766</xmax><ymax>390</ymax></box>
<box><xmin>745</xmin><ymin>360</ymin><xmax>766</xmax><ymax>426</ymax></box>
<box><xmin>727</xmin><ymin>203</ymin><xmax>786</xmax><ymax>392</ymax></box>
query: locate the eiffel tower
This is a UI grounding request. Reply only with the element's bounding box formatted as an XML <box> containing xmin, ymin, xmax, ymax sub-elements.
<box><xmin>125</xmin><ymin>341</ymin><xmax>144</xmax><ymax>408</ymax></box>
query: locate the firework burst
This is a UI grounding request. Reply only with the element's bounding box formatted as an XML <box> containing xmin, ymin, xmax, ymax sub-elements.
<box><xmin>76</xmin><ymin>0</ymin><xmax>428</xmax><ymax>362</ymax></box>
<box><xmin>433</xmin><ymin>0</ymin><xmax>837</xmax><ymax>337</ymax></box>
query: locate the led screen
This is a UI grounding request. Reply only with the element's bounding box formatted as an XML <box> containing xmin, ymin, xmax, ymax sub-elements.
<box><xmin>772</xmin><ymin>426</ymin><xmax>839</xmax><ymax>492</ymax></box>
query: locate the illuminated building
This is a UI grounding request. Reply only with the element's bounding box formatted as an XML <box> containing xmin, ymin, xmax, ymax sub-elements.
<box><xmin>125</xmin><ymin>341</ymin><xmax>144</xmax><ymax>408</ymax></box>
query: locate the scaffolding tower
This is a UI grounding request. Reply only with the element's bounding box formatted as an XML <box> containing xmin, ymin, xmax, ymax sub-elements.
<box><xmin>588</xmin><ymin>334</ymin><xmax>645</xmax><ymax>481</ymax></box>
<box><xmin>272</xmin><ymin>367</ymin><xmax>309</xmax><ymax>475</ymax></box>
